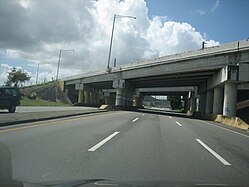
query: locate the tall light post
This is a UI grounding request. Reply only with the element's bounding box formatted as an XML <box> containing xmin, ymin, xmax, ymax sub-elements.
<box><xmin>107</xmin><ymin>14</ymin><xmax>136</xmax><ymax>72</ymax></box>
<box><xmin>56</xmin><ymin>49</ymin><xmax>74</xmax><ymax>81</ymax></box>
<box><xmin>36</xmin><ymin>63</ymin><xmax>40</xmax><ymax>85</ymax></box>
<box><xmin>36</xmin><ymin>63</ymin><xmax>49</xmax><ymax>85</ymax></box>
<box><xmin>55</xmin><ymin>49</ymin><xmax>74</xmax><ymax>103</ymax></box>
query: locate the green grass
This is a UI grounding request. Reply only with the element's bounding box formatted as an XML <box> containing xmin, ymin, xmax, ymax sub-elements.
<box><xmin>21</xmin><ymin>97</ymin><xmax>70</xmax><ymax>106</ymax></box>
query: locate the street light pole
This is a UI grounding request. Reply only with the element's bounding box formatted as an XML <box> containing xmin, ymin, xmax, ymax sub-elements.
<box><xmin>107</xmin><ymin>14</ymin><xmax>136</xmax><ymax>72</ymax></box>
<box><xmin>56</xmin><ymin>49</ymin><xmax>74</xmax><ymax>81</ymax></box>
<box><xmin>55</xmin><ymin>49</ymin><xmax>74</xmax><ymax>103</ymax></box>
<box><xmin>36</xmin><ymin>63</ymin><xmax>50</xmax><ymax>85</ymax></box>
<box><xmin>56</xmin><ymin>50</ymin><xmax>62</xmax><ymax>81</ymax></box>
<box><xmin>107</xmin><ymin>14</ymin><xmax>116</xmax><ymax>72</ymax></box>
<box><xmin>36</xmin><ymin>63</ymin><xmax>40</xmax><ymax>85</ymax></box>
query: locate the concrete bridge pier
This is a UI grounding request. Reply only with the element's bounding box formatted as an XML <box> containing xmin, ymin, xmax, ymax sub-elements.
<box><xmin>189</xmin><ymin>96</ymin><xmax>196</xmax><ymax>113</ymax></box>
<box><xmin>133</xmin><ymin>96</ymin><xmax>144</xmax><ymax>107</ymax></box>
<box><xmin>113</xmin><ymin>79</ymin><xmax>126</xmax><ymax>106</ymax></box>
<box><xmin>123</xmin><ymin>89</ymin><xmax>133</xmax><ymax>106</ymax></box>
<box><xmin>97</xmin><ymin>90</ymin><xmax>104</xmax><ymax>105</ymax></box>
<box><xmin>133</xmin><ymin>90</ymin><xmax>144</xmax><ymax>107</ymax></box>
<box><xmin>223</xmin><ymin>82</ymin><xmax>237</xmax><ymax>116</ymax></box>
<box><xmin>199</xmin><ymin>93</ymin><xmax>206</xmax><ymax>114</ymax></box>
<box><xmin>78</xmin><ymin>90</ymin><xmax>84</xmax><ymax>104</ymax></box>
<box><xmin>205</xmin><ymin>90</ymin><xmax>213</xmax><ymax>114</ymax></box>
<box><xmin>75</xmin><ymin>83</ymin><xmax>93</xmax><ymax>105</ymax></box>
<box><xmin>104</xmin><ymin>97</ymin><xmax>109</xmax><ymax>105</ymax></box>
<box><xmin>187</xmin><ymin>92</ymin><xmax>196</xmax><ymax>114</ymax></box>
<box><xmin>90</xmin><ymin>89</ymin><xmax>100</xmax><ymax>104</ymax></box>
<box><xmin>103</xmin><ymin>90</ymin><xmax>111</xmax><ymax>105</ymax></box>
<box><xmin>213</xmin><ymin>87</ymin><xmax>223</xmax><ymax>115</ymax></box>
<box><xmin>183</xmin><ymin>95</ymin><xmax>188</xmax><ymax>113</ymax></box>
<box><xmin>203</xmin><ymin>82</ymin><xmax>237</xmax><ymax>116</ymax></box>
<box><xmin>90</xmin><ymin>92</ymin><xmax>95</xmax><ymax>104</ymax></box>
<box><xmin>84</xmin><ymin>90</ymin><xmax>90</xmax><ymax>104</ymax></box>
<box><xmin>115</xmin><ymin>88</ymin><xmax>124</xmax><ymax>106</ymax></box>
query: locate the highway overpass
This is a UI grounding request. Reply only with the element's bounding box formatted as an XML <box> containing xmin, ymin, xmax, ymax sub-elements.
<box><xmin>63</xmin><ymin>39</ymin><xmax>249</xmax><ymax>117</ymax></box>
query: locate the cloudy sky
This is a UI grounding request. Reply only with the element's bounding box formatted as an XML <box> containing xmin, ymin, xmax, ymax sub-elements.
<box><xmin>0</xmin><ymin>0</ymin><xmax>248</xmax><ymax>86</ymax></box>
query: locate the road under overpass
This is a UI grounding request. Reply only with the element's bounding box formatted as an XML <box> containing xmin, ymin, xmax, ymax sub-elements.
<box><xmin>63</xmin><ymin>39</ymin><xmax>249</xmax><ymax>117</ymax></box>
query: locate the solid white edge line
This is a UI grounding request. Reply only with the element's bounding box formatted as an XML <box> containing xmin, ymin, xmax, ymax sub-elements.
<box><xmin>132</xmin><ymin>117</ymin><xmax>139</xmax><ymax>122</ymax></box>
<box><xmin>196</xmin><ymin>139</ymin><xmax>231</xmax><ymax>166</ymax></box>
<box><xmin>175</xmin><ymin>121</ymin><xmax>182</xmax><ymax>126</ymax></box>
<box><xmin>88</xmin><ymin>131</ymin><xmax>120</xmax><ymax>152</ymax></box>
<box><xmin>200</xmin><ymin>120</ymin><xmax>249</xmax><ymax>138</ymax></box>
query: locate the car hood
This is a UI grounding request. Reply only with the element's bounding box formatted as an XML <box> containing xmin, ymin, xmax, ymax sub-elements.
<box><xmin>18</xmin><ymin>179</ymin><xmax>238</xmax><ymax>187</ymax></box>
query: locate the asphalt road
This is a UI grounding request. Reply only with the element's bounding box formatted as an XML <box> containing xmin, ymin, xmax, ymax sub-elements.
<box><xmin>0</xmin><ymin>111</ymin><xmax>249</xmax><ymax>186</ymax></box>
<box><xmin>15</xmin><ymin>106</ymin><xmax>97</xmax><ymax>113</ymax></box>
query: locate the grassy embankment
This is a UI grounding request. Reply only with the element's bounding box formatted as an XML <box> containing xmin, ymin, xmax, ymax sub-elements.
<box><xmin>20</xmin><ymin>97</ymin><xmax>70</xmax><ymax>106</ymax></box>
<box><xmin>20</xmin><ymin>82</ymin><xmax>70</xmax><ymax>107</ymax></box>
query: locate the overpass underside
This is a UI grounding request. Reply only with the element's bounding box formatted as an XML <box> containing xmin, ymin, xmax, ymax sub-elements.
<box><xmin>64</xmin><ymin>40</ymin><xmax>249</xmax><ymax>117</ymax></box>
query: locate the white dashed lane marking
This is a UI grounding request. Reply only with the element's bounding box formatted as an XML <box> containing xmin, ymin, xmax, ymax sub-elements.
<box><xmin>88</xmin><ymin>132</ymin><xmax>120</xmax><ymax>152</ymax></box>
<box><xmin>175</xmin><ymin>121</ymin><xmax>182</xmax><ymax>127</ymax></box>
<box><xmin>132</xmin><ymin>118</ymin><xmax>139</xmax><ymax>122</ymax></box>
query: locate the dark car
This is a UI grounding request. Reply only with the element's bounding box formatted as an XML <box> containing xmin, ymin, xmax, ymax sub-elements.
<box><xmin>0</xmin><ymin>86</ymin><xmax>21</xmax><ymax>113</ymax></box>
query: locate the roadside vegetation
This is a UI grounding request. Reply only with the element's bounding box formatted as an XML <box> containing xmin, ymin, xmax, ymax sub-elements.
<box><xmin>21</xmin><ymin>97</ymin><xmax>70</xmax><ymax>106</ymax></box>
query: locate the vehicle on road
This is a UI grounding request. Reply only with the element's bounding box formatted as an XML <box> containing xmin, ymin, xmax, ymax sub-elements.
<box><xmin>0</xmin><ymin>86</ymin><xmax>21</xmax><ymax>113</ymax></box>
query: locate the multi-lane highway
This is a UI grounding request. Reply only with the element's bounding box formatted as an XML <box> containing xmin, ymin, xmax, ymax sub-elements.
<box><xmin>0</xmin><ymin>111</ymin><xmax>249</xmax><ymax>186</ymax></box>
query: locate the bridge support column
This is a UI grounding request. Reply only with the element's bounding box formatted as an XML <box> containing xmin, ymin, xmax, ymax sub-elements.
<box><xmin>189</xmin><ymin>96</ymin><xmax>196</xmax><ymax>113</ymax></box>
<box><xmin>115</xmin><ymin>88</ymin><xmax>124</xmax><ymax>106</ymax></box>
<box><xmin>213</xmin><ymin>87</ymin><xmax>223</xmax><ymax>115</ymax></box>
<box><xmin>133</xmin><ymin>89</ymin><xmax>143</xmax><ymax>107</ymax></box>
<box><xmin>199</xmin><ymin>93</ymin><xmax>206</xmax><ymax>114</ymax></box>
<box><xmin>84</xmin><ymin>90</ymin><xmax>90</xmax><ymax>104</ymax></box>
<box><xmin>223</xmin><ymin>82</ymin><xmax>237</xmax><ymax>117</ymax></box>
<box><xmin>182</xmin><ymin>95</ymin><xmax>188</xmax><ymax>113</ymax></box>
<box><xmin>78</xmin><ymin>90</ymin><xmax>84</xmax><ymax>104</ymax></box>
<box><xmin>90</xmin><ymin>92</ymin><xmax>97</xmax><ymax>104</ymax></box>
<box><xmin>96</xmin><ymin>90</ymin><xmax>102</xmax><ymax>105</ymax></box>
<box><xmin>187</xmin><ymin>92</ymin><xmax>196</xmax><ymax>114</ymax></box>
<box><xmin>134</xmin><ymin>95</ymin><xmax>144</xmax><ymax>107</ymax></box>
<box><xmin>205</xmin><ymin>90</ymin><xmax>213</xmax><ymax>114</ymax></box>
<box><xmin>104</xmin><ymin>97</ymin><xmax>109</xmax><ymax>105</ymax></box>
<box><xmin>126</xmin><ymin>95</ymin><xmax>133</xmax><ymax>106</ymax></box>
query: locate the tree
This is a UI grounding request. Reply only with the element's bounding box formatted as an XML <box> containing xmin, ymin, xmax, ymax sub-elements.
<box><xmin>167</xmin><ymin>95</ymin><xmax>182</xmax><ymax>110</ymax></box>
<box><xmin>5</xmin><ymin>67</ymin><xmax>31</xmax><ymax>87</ymax></box>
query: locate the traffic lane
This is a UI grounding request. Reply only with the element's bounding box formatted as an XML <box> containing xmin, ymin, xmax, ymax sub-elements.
<box><xmin>47</xmin><ymin>113</ymin><xmax>247</xmax><ymax>186</ymax></box>
<box><xmin>1</xmin><ymin>111</ymin><xmax>248</xmax><ymax>185</ymax></box>
<box><xmin>15</xmin><ymin>106</ymin><xmax>97</xmax><ymax>113</ymax></box>
<box><xmin>91</xmin><ymin>114</ymin><xmax>247</xmax><ymax>185</ymax></box>
<box><xmin>172</xmin><ymin>116</ymin><xmax>249</xmax><ymax>184</ymax></box>
<box><xmin>0</xmin><ymin>111</ymin><xmax>142</xmax><ymax>182</ymax></box>
<box><xmin>0</xmin><ymin>111</ymin><xmax>139</xmax><ymax>144</ymax></box>
<box><xmin>174</xmin><ymin>116</ymin><xmax>249</xmax><ymax>167</ymax></box>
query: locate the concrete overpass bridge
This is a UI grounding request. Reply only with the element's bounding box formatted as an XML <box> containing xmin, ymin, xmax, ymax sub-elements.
<box><xmin>63</xmin><ymin>39</ymin><xmax>249</xmax><ymax>117</ymax></box>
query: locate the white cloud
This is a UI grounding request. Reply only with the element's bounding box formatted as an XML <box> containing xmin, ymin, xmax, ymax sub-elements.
<box><xmin>211</xmin><ymin>0</ymin><xmax>220</xmax><ymax>12</ymax></box>
<box><xmin>0</xmin><ymin>64</ymin><xmax>11</xmax><ymax>86</ymax></box>
<box><xmin>195</xmin><ymin>9</ymin><xmax>206</xmax><ymax>15</ymax></box>
<box><xmin>0</xmin><ymin>0</ymin><xmax>219</xmax><ymax>82</ymax></box>
<box><xmin>143</xmin><ymin>17</ymin><xmax>219</xmax><ymax>57</ymax></box>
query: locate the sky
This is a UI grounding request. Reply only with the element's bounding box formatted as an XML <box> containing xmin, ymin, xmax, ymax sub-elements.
<box><xmin>0</xmin><ymin>0</ymin><xmax>248</xmax><ymax>86</ymax></box>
